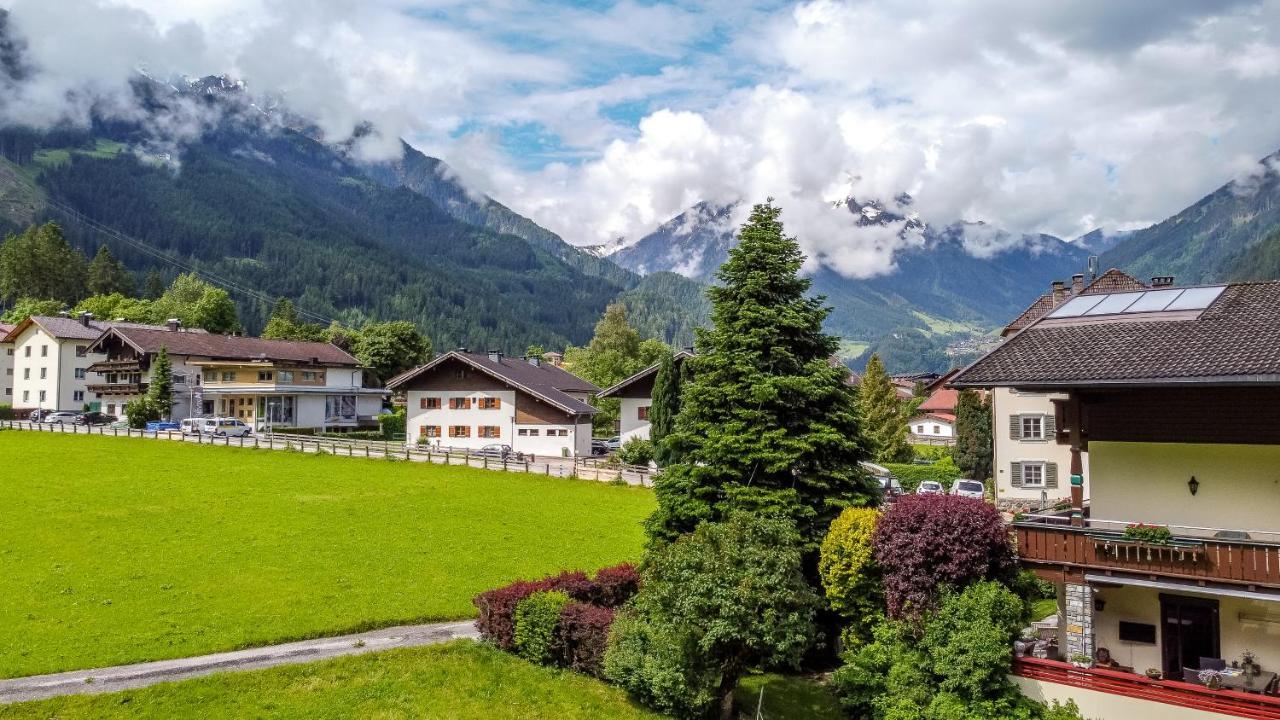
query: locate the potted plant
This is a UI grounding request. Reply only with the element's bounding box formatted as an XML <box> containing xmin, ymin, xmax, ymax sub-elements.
<box><xmin>1123</xmin><ymin>523</ymin><xmax>1174</xmax><ymax>545</ymax></box>
<box><xmin>1199</xmin><ymin>669</ymin><xmax>1225</xmax><ymax>689</ymax></box>
<box><xmin>1144</xmin><ymin>668</ymin><xmax>1162</xmax><ymax>680</ymax></box>
<box><xmin>1241</xmin><ymin>650</ymin><xmax>1261</xmax><ymax>677</ymax></box>
<box><xmin>1070</xmin><ymin>654</ymin><xmax>1094</xmax><ymax>669</ymax></box>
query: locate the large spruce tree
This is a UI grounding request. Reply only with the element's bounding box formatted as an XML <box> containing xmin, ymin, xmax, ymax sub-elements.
<box><xmin>0</xmin><ymin>222</ymin><xmax>87</xmax><ymax>304</ymax></box>
<box><xmin>648</xmin><ymin>349</ymin><xmax>684</xmax><ymax>466</ymax></box>
<box><xmin>645</xmin><ymin>201</ymin><xmax>876</xmax><ymax>556</ymax></box>
<box><xmin>86</xmin><ymin>245</ymin><xmax>135</xmax><ymax>297</ymax></box>
<box><xmin>145</xmin><ymin>346</ymin><xmax>175</xmax><ymax>420</ymax></box>
<box><xmin>857</xmin><ymin>354</ymin><xmax>913</xmax><ymax>463</ymax></box>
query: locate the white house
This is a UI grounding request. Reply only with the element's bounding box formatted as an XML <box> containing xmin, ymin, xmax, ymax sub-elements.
<box><xmin>907</xmin><ymin>412</ymin><xmax>955</xmax><ymax>443</ymax></box>
<box><xmin>85</xmin><ymin>321</ymin><xmax>384</xmax><ymax>430</ymax></box>
<box><xmin>388</xmin><ymin>349</ymin><xmax>598</xmax><ymax>457</ymax></box>
<box><xmin>595</xmin><ymin>350</ymin><xmax>694</xmax><ymax>441</ymax></box>
<box><xmin>3</xmin><ymin>313</ymin><xmax>111</xmax><ymax>414</ymax></box>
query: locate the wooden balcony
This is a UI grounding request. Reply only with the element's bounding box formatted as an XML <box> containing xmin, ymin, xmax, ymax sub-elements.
<box><xmin>86</xmin><ymin>383</ymin><xmax>148</xmax><ymax>396</ymax></box>
<box><xmin>1014</xmin><ymin>657</ymin><xmax>1280</xmax><ymax>719</ymax></box>
<box><xmin>1015</xmin><ymin>517</ymin><xmax>1280</xmax><ymax>590</ymax></box>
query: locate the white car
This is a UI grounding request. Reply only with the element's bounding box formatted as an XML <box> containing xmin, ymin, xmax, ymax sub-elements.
<box><xmin>42</xmin><ymin>411</ymin><xmax>80</xmax><ymax>424</ymax></box>
<box><xmin>916</xmin><ymin>480</ymin><xmax>945</xmax><ymax>495</ymax></box>
<box><xmin>950</xmin><ymin>479</ymin><xmax>986</xmax><ymax>500</ymax></box>
<box><xmin>183</xmin><ymin>417</ymin><xmax>252</xmax><ymax>437</ymax></box>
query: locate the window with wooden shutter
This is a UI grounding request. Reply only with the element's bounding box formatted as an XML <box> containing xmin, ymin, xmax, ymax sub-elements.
<box><xmin>1045</xmin><ymin>462</ymin><xmax>1058</xmax><ymax>488</ymax></box>
<box><xmin>1043</xmin><ymin>414</ymin><xmax>1056</xmax><ymax>439</ymax></box>
<box><xmin>424</xmin><ymin>426</ymin><xmax>441</xmax><ymax>438</ymax></box>
<box><xmin>449</xmin><ymin>397</ymin><xmax>471</xmax><ymax>410</ymax></box>
<box><xmin>419</xmin><ymin>397</ymin><xmax>427</xmax><ymax>410</ymax></box>
<box><xmin>478</xmin><ymin>397</ymin><xmax>501</xmax><ymax>409</ymax></box>
<box><xmin>1010</xmin><ymin>462</ymin><xmax>1023</xmax><ymax>487</ymax></box>
<box><xmin>1009</xmin><ymin>415</ymin><xmax>1022</xmax><ymax>439</ymax></box>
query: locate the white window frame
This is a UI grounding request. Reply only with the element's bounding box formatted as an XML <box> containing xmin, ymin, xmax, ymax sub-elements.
<box><xmin>1020</xmin><ymin>461</ymin><xmax>1046</xmax><ymax>487</ymax></box>
<box><xmin>1021</xmin><ymin>415</ymin><xmax>1045</xmax><ymax>440</ymax></box>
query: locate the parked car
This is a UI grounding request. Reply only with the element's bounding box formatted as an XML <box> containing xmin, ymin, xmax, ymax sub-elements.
<box><xmin>861</xmin><ymin>461</ymin><xmax>902</xmax><ymax>502</ymax></box>
<box><xmin>186</xmin><ymin>417</ymin><xmax>251</xmax><ymax>437</ymax></box>
<box><xmin>591</xmin><ymin>439</ymin><xmax>609</xmax><ymax>456</ymax></box>
<box><xmin>916</xmin><ymin>480</ymin><xmax>945</xmax><ymax>495</ymax></box>
<box><xmin>478</xmin><ymin>443</ymin><xmax>524</xmax><ymax>460</ymax></box>
<box><xmin>73</xmin><ymin>411</ymin><xmax>117</xmax><ymax>426</ymax></box>
<box><xmin>27</xmin><ymin>409</ymin><xmax>46</xmax><ymax>422</ymax></box>
<box><xmin>179</xmin><ymin>418</ymin><xmax>204</xmax><ymax>436</ymax></box>
<box><xmin>603</xmin><ymin>436</ymin><xmax>623</xmax><ymax>452</ymax></box>
<box><xmin>950</xmin><ymin>479</ymin><xmax>986</xmax><ymax>500</ymax></box>
<box><xmin>42</xmin><ymin>411</ymin><xmax>80</xmax><ymax>424</ymax></box>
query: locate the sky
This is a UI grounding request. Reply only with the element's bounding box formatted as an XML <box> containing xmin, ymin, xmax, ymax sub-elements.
<box><xmin>3</xmin><ymin>0</ymin><xmax>1280</xmax><ymax>278</ymax></box>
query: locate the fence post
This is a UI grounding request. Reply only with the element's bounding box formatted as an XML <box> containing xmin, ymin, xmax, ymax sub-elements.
<box><xmin>255</xmin><ymin>435</ymin><xmax>259</xmax><ymax>449</ymax></box>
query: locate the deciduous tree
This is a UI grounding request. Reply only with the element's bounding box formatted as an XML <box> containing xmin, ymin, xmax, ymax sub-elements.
<box><xmin>355</xmin><ymin>320</ymin><xmax>431</xmax><ymax>384</ymax></box>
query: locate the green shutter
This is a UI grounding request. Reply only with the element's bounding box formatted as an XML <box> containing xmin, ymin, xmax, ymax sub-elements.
<box><xmin>1010</xmin><ymin>462</ymin><xmax>1023</xmax><ymax>487</ymax></box>
<box><xmin>1046</xmin><ymin>462</ymin><xmax>1058</xmax><ymax>489</ymax></box>
<box><xmin>1009</xmin><ymin>415</ymin><xmax>1022</xmax><ymax>440</ymax></box>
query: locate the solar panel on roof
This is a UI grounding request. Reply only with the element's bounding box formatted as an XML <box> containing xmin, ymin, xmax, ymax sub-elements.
<box><xmin>1083</xmin><ymin>291</ymin><xmax>1144</xmax><ymax>316</ymax></box>
<box><xmin>1047</xmin><ymin>295</ymin><xmax>1106</xmax><ymax>318</ymax></box>
<box><xmin>1165</xmin><ymin>285</ymin><xmax>1226</xmax><ymax>311</ymax></box>
<box><xmin>1124</xmin><ymin>289</ymin><xmax>1184</xmax><ymax>313</ymax></box>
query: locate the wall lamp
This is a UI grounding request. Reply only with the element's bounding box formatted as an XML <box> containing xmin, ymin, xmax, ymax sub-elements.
<box><xmin>1188</xmin><ymin>476</ymin><xmax>1200</xmax><ymax>496</ymax></box>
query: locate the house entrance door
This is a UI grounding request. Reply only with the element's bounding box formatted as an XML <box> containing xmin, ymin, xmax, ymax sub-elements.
<box><xmin>1161</xmin><ymin>594</ymin><xmax>1219</xmax><ymax>676</ymax></box>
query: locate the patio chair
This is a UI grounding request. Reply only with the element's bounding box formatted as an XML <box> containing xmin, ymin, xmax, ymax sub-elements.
<box><xmin>1265</xmin><ymin>674</ymin><xmax>1279</xmax><ymax>696</ymax></box>
<box><xmin>1201</xmin><ymin>657</ymin><xmax>1227</xmax><ymax>671</ymax></box>
<box><xmin>1183</xmin><ymin>667</ymin><xmax>1204</xmax><ymax>684</ymax></box>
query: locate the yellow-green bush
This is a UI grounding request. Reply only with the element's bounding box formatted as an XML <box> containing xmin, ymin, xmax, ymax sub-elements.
<box><xmin>819</xmin><ymin>507</ymin><xmax>883</xmax><ymax>646</ymax></box>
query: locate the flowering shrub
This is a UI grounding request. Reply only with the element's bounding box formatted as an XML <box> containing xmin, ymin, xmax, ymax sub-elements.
<box><xmin>554</xmin><ymin>602</ymin><xmax>616</xmax><ymax>676</ymax></box>
<box><xmin>872</xmin><ymin>494</ymin><xmax>1016</xmax><ymax>620</ymax></box>
<box><xmin>514</xmin><ymin>590</ymin><xmax>572</xmax><ymax>664</ymax></box>
<box><xmin>1123</xmin><ymin>523</ymin><xmax>1173</xmax><ymax>545</ymax></box>
<box><xmin>590</xmin><ymin>563</ymin><xmax>640</xmax><ymax>607</ymax></box>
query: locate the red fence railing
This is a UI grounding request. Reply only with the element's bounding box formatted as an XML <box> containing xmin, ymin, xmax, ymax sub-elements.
<box><xmin>1014</xmin><ymin>657</ymin><xmax>1280</xmax><ymax>719</ymax></box>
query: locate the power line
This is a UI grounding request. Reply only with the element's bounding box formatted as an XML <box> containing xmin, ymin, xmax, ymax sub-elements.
<box><xmin>43</xmin><ymin>197</ymin><xmax>336</xmax><ymax>325</ymax></box>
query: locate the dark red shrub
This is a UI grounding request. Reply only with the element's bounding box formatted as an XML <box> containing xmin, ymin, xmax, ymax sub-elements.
<box><xmin>474</xmin><ymin>578</ymin><xmax>554</xmax><ymax>649</ymax></box>
<box><xmin>872</xmin><ymin>494</ymin><xmax>1016</xmax><ymax>620</ymax></box>
<box><xmin>553</xmin><ymin>602</ymin><xmax>616</xmax><ymax>676</ymax></box>
<box><xmin>589</xmin><ymin>563</ymin><xmax>640</xmax><ymax>607</ymax></box>
<box><xmin>546</xmin><ymin>570</ymin><xmax>595</xmax><ymax>602</ymax></box>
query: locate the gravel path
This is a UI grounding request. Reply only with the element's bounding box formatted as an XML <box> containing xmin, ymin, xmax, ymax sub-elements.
<box><xmin>0</xmin><ymin>620</ymin><xmax>479</xmax><ymax>705</ymax></box>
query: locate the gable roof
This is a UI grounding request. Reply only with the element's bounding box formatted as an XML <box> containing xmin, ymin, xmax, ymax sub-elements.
<box><xmin>0</xmin><ymin>323</ymin><xmax>14</xmax><ymax>340</ymax></box>
<box><xmin>387</xmin><ymin>351</ymin><xmax>600</xmax><ymax>415</ymax></box>
<box><xmin>909</xmin><ymin>412</ymin><xmax>956</xmax><ymax>424</ymax></box>
<box><xmin>4</xmin><ymin>315</ymin><xmax>112</xmax><ymax>342</ymax></box>
<box><xmin>917</xmin><ymin>387</ymin><xmax>958</xmax><ymax>413</ymax></box>
<box><xmin>596</xmin><ymin>350</ymin><xmax>695</xmax><ymax>399</ymax></box>
<box><xmin>1001</xmin><ymin>269</ymin><xmax>1147</xmax><ymax>337</ymax></box>
<box><xmin>91</xmin><ymin>326</ymin><xmax>359</xmax><ymax>365</ymax></box>
<box><xmin>953</xmin><ymin>281</ymin><xmax>1280</xmax><ymax>389</ymax></box>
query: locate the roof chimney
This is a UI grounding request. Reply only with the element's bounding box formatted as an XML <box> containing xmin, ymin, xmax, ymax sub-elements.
<box><xmin>487</xmin><ymin>349</ymin><xmax>502</xmax><ymax>363</ymax></box>
<box><xmin>58</xmin><ymin>310</ymin><xmax>70</xmax><ymax>318</ymax></box>
<box><xmin>1087</xmin><ymin>255</ymin><xmax>1099</xmax><ymax>281</ymax></box>
<box><xmin>1051</xmin><ymin>280</ymin><xmax>1068</xmax><ymax>304</ymax></box>
<box><xmin>166</xmin><ymin>318</ymin><xmax>181</xmax><ymax>332</ymax></box>
<box><xmin>456</xmin><ymin>346</ymin><xmax>469</xmax><ymax>354</ymax></box>
<box><xmin>526</xmin><ymin>355</ymin><xmax>541</xmax><ymax>367</ymax></box>
<box><xmin>78</xmin><ymin>311</ymin><xmax>92</xmax><ymax>327</ymax></box>
<box><xmin>1071</xmin><ymin>274</ymin><xmax>1085</xmax><ymax>294</ymax></box>
<box><xmin>1151</xmin><ymin>276</ymin><xmax>1175</xmax><ymax>288</ymax></box>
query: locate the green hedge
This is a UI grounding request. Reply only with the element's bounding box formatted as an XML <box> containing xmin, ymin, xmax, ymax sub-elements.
<box><xmin>319</xmin><ymin>430</ymin><xmax>386</xmax><ymax>441</ymax></box>
<box><xmin>513</xmin><ymin>590</ymin><xmax>571</xmax><ymax>665</ymax></box>
<box><xmin>910</xmin><ymin>444</ymin><xmax>951</xmax><ymax>462</ymax></box>
<box><xmin>0</xmin><ymin>403</ymin><xmax>13</xmax><ymax>421</ymax></box>
<box><xmin>883</xmin><ymin>459</ymin><xmax>964</xmax><ymax>493</ymax></box>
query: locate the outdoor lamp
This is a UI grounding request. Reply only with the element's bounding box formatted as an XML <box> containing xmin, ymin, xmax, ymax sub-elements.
<box><xmin>1188</xmin><ymin>475</ymin><xmax>1199</xmax><ymax>496</ymax></box>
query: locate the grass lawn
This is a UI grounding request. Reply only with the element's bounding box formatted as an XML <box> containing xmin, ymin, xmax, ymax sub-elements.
<box><xmin>0</xmin><ymin>641</ymin><xmax>664</xmax><ymax>720</ymax></box>
<box><xmin>735</xmin><ymin>673</ymin><xmax>843</xmax><ymax>720</ymax></box>
<box><xmin>1032</xmin><ymin>598</ymin><xmax>1059</xmax><ymax>621</ymax></box>
<box><xmin>0</xmin><ymin>433</ymin><xmax>653</xmax><ymax>678</ymax></box>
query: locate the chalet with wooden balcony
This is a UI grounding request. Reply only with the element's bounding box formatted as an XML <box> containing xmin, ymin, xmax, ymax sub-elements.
<box><xmin>86</xmin><ymin>322</ymin><xmax>385</xmax><ymax>429</ymax></box>
<box><xmin>953</xmin><ymin>280</ymin><xmax>1280</xmax><ymax>719</ymax></box>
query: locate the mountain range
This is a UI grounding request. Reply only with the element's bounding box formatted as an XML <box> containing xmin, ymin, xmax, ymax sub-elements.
<box><xmin>0</xmin><ymin>65</ymin><xmax>1278</xmax><ymax>368</ymax></box>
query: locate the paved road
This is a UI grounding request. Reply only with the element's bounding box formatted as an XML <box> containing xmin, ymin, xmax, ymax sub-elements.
<box><xmin>0</xmin><ymin>621</ymin><xmax>479</xmax><ymax>705</ymax></box>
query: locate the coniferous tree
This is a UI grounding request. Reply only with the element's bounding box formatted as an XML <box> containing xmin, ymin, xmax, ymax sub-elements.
<box><xmin>952</xmin><ymin>389</ymin><xmax>993</xmax><ymax>481</ymax></box>
<box><xmin>146</xmin><ymin>346</ymin><xmax>174</xmax><ymax>420</ymax></box>
<box><xmin>646</xmin><ymin>201</ymin><xmax>876</xmax><ymax>558</ymax></box>
<box><xmin>143</xmin><ymin>269</ymin><xmax>165</xmax><ymax>299</ymax></box>
<box><xmin>86</xmin><ymin>245</ymin><xmax>135</xmax><ymax>296</ymax></box>
<box><xmin>0</xmin><ymin>222</ymin><xmax>87</xmax><ymax>304</ymax></box>
<box><xmin>262</xmin><ymin>298</ymin><xmax>299</xmax><ymax>339</ymax></box>
<box><xmin>648</xmin><ymin>349</ymin><xmax>683</xmax><ymax>466</ymax></box>
<box><xmin>857</xmin><ymin>354</ymin><xmax>913</xmax><ymax>464</ymax></box>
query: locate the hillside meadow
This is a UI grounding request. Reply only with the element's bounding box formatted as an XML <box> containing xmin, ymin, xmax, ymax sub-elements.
<box><xmin>0</xmin><ymin>432</ymin><xmax>653</xmax><ymax>678</ymax></box>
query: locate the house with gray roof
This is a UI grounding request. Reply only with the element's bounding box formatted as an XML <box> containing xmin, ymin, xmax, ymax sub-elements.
<box><xmin>387</xmin><ymin>350</ymin><xmax>599</xmax><ymax>457</ymax></box>
<box><xmin>2</xmin><ymin>313</ymin><xmax>116</xmax><ymax>414</ymax></box>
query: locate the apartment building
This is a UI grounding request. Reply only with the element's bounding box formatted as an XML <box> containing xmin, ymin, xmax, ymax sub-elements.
<box><xmin>389</xmin><ymin>350</ymin><xmax>598</xmax><ymax>457</ymax></box>
<box><xmin>954</xmin><ymin>279</ymin><xmax>1280</xmax><ymax>719</ymax></box>
<box><xmin>86</xmin><ymin>321</ymin><xmax>384</xmax><ymax>430</ymax></box>
<box><xmin>3</xmin><ymin>313</ymin><xmax>110</xmax><ymax>414</ymax></box>
<box><xmin>0</xmin><ymin>322</ymin><xmax>13</xmax><ymax>403</ymax></box>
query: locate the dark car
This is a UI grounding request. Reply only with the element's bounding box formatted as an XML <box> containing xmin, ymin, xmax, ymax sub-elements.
<box><xmin>74</xmin><ymin>411</ymin><xmax>117</xmax><ymax>426</ymax></box>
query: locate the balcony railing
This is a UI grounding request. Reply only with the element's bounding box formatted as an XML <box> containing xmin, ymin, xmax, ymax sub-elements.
<box><xmin>1014</xmin><ymin>657</ymin><xmax>1280</xmax><ymax>719</ymax></box>
<box><xmin>1015</xmin><ymin>511</ymin><xmax>1280</xmax><ymax>588</ymax></box>
<box><xmin>86</xmin><ymin>382</ymin><xmax>148</xmax><ymax>396</ymax></box>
